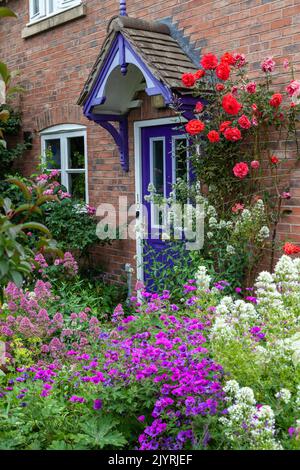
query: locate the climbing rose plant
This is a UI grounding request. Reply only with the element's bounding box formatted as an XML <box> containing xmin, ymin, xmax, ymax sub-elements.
<box><xmin>182</xmin><ymin>52</ymin><xmax>300</xmax><ymax>198</ymax></box>
<box><xmin>180</xmin><ymin>51</ymin><xmax>300</xmax><ymax>267</ymax></box>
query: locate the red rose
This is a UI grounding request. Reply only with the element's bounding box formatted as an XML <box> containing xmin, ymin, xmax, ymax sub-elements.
<box><xmin>194</xmin><ymin>69</ymin><xmax>205</xmax><ymax>80</ymax></box>
<box><xmin>238</xmin><ymin>114</ymin><xmax>251</xmax><ymax>129</ymax></box>
<box><xmin>251</xmin><ymin>160</ymin><xmax>260</xmax><ymax>169</ymax></box>
<box><xmin>195</xmin><ymin>101</ymin><xmax>204</xmax><ymax>113</ymax></box>
<box><xmin>283</xmin><ymin>242</ymin><xmax>300</xmax><ymax>255</ymax></box>
<box><xmin>207</xmin><ymin>130</ymin><xmax>220</xmax><ymax>143</ymax></box>
<box><xmin>224</xmin><ymin>127</ymin><xmax>242</xmax><ymax>141</ymax></box>
<box><xmin>270</xmin><ymin>155</ymin><xmax>279</xmax><ymax>165</ymax></box>
<box><xmin>220</xmin><ymin>52</ymin><xmax>236</xmax><ymax>65</ymax></box>
<box><xmin>219</xmin><ymin>120</ymin><xmax>232</xmax><ymax>132</ymax></box>
<box><xmin>185</xmin><ymin>119</ymin><xmax>205</xmax><ymax>135</ymax></box>
<box><xmin>233</xmin><ymin>162</ymin><xmax>249</xmax><ymax>179</ymax></box>
<box><xmin>269</xmin><ymin>93</ymin><xmax>282</xmax><ymax>107</ymax></box>
<box><xmin>181</xmin><ymin>73</ymin><xmax>196</xmax><ymax>88</ymax></box>
<box><xmin>222</xmin><ymin>93</ymin><xmax>242</xmax><ymax>115</ymax></box>
<box><xmin>216</xmin><ymin>83</ymin><xmax>225</xmax><ymax>92</ymax></box>
<box><xmin>200</xmin><ymin>53</ymin><xmax>218</xmax><ymax>70</ymax></box>
<box><xmin>216</xmin><ymin>63</ymin><xmax>230</xmax><ymax>81</ymax></box>
<box><xmin>232</xmin><ymin>202</ymin><xmax>245</xmax><ymax>213</ymax></box>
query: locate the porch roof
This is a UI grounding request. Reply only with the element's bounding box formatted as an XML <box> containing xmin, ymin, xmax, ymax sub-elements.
<box><xmin>77</xmin><ymin>15</ymin><xmax>198</xmax><ymax>107</ymax></box>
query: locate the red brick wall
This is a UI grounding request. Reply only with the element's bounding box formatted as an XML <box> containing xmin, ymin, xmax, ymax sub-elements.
<box><xmin>1</xmin><ymin>0</ymin><xmax>300</xmax><ymax>282</ymax></box>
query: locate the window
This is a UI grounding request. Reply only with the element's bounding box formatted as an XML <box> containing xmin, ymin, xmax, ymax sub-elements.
<box><xmin>41</xmin><ymin>124</ymin><xmax>88</xmax><ymax>203</ymax></box>
<box><xmin>29</xmin><ymin>0</ymin><xmax>82</xmax><ymax>23</ymax></box>
<box><xmin>172</xmin><ymin>136</ymin><xmax>189</xmax><ymax>184</ymax></box>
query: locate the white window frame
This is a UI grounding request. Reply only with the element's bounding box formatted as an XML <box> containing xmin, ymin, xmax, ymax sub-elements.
<box><xmin>29</xmin><ymin>0</ymin><xmax>82</xmax><ymax>24</ymax></box>
<box><xmin>41</xmin><ymin>124</ymin><xmax>88</xmax><ymax>203</ymax></box>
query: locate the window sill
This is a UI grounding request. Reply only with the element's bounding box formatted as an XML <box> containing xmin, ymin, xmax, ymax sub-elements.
<box><xmin>22</xmin><ymin>4</ymin><xmax>87</xmax><ymax>39</ymax></box>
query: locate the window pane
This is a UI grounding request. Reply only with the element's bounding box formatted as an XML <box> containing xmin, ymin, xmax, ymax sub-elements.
<box><xmin>68</xmin><ymin>173</ymin><xmax>86</xmax><ymax>201</ymax></box>
<box><xmin>48</xmin><ymin>0</ymin><xmax>54</xmax><ymax>13</ymax></box>
<box><xmin>67</xmin><ymin>136</ymin><xmax>85</xmax><ymax>169</ymax></box>
<box><xmin>152</xmin><ymin>140</ymin><xmax>164</xmax><ymax>195</ymax></box>
<box><xmin>33</xmin><ymin>0</ymin><xmax>40</xmax><ymax>15</ymax></box>
<box><xmin>45</xmin><ymin>139</ymin><xmax>61</xmax><ymax>169</ymax></box>
<box><xmin>175</xmin><ymin>138</ymin><xmax>188</xmax><ymax>180</ymax></box>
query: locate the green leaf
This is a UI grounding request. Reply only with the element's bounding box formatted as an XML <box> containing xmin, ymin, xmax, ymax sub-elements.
<box><xmin>47</xmin><ymin>441</ymin><xmax>73</xmax><ymax>450</ymax></box>
<box><xmin>6</xmin><ymin>178</ymin><xmax>31</xmax><ymax>200</ymax></box>
<box><xmin>10</xmin><ymin>270</ymin><xmax>23</xmax><ymax>286</ymax></box>
<box><xmin>21</xmin><ymin>222</ymin><xmax>50</xmax><ymax>235</ymax></box>
<box><xmin>78</xmin><ymin>417</ymin><xmax>127</xmax><ymax>449</ymax></box>
<box><xmin>36</xmin><ymin>195</ymin><xmax>59</xmax><ymax>206</ymax></box>
<box><xmin>0</xmin><ymin>7</ymin><xmax>17</xmax><ymax>18</ymax></box>
<box><xmin>0</xmin><ymin>62</ymin><xmax>9</xmax><ymax>83</ymax></box>
<box><xmin>0</xmin><ymin>260</ymin><xmax>9</xmax><ymax>276</ymax></box>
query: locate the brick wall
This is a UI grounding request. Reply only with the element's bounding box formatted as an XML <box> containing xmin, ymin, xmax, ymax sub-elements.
<box><xmin>1</xmin><ymin>0</ymin><xmax>300</xmax><ymax>282</ymax></box>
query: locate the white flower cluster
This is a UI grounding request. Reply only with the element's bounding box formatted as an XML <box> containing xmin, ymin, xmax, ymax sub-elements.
<box><xmin>195</xmin><ymin>265</ymin><xmax>211</xmax><ymax>292</ymax></box>
<box><xmin>295</xmin><ymin>385</ymin><xmax>300</xmax><ymax>409</ymax></box>
<box><xmin>210</xmin><ymin>296</ymin><xmax>259</xmax><ymax>343</ymax></box>
<box><xmin>275</xmin><ymin>388</ymin><xmax>291</xmax><ymax>404</ymax></box>
<box><xmin>220</xmin><ymin>380</ymin><xmax>282</xmax><ymax>450</ymax></box>
<box><xmin>255</xmin><ymin>255</ymin><xmax>300</xmax><ymax>327</ymax></box>
<box><xmin>274</xmin><ymin>255</ymin><xmax>300</xmax><ymax>294</ymax></box>
<box><xmin>257</xmin><ymin>225</ymin><xmax>270</xmax><ymax>241</ymax></box>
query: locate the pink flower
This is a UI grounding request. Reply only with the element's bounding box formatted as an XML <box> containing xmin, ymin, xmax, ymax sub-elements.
<box><xmin>281</xmin><ymin>192</ymin><xmax>291</xmax><ymax>199</ymax></box>
<box><xmin>50</xmin><ymin>169</ymin><xmax>60</xmax><ymax>178</ymax></box>
<box><xmin>286</xmin><ymin>80</ymin><xmax>300</xmax><ymax>97</ymax></box>
<box><xmin>135</xmin><ymin>280</ymin><xmax>145</xmax><ymax>291</ymax></box>
<box><xmin>251</xmin><ymin>160</ymin><xmax>260</xmax><ymax>169</ymax></box>
<box><xmin>246</xmin><ymin>82</ymin><xmax>257</xmax><ymax>94</ymax></box>
<box><xmin>86</xmin><ymin>204</ymin><xmax>96</xmax><ymax>216</ymax></box>
<box><xmin>36</xmin><ymin>174</ymin><xmax>49</xmax><ymax>183</ymax></box>
<box><xmin>232</xmin><ymin>52</ymin><xmax>247</xmax><ymax>68</ymax></box>
<box><xmin>232</xmin><ymin>203</ymin><xmax>244</xmax><ymax>213</ymax></box>
<box><xmin>283</xmin><ymin>59</ymin><xmax>289</xmax><ymax>70</ymax></box>
<box><xmin>58</xmin><ymin>190</ymin><xmax>71</xmax><ymax>199</ymax></box>
<box><xmin>261</xmin><ymin>56</ymin><xmax>275</xmax><ymax>73</ymax></box>
<box><xmin>195</xmin><ymin>101</ymin><xmax>204</xmax><ymax>113</ymax></box>
<box><xmin>233</xmin><ymin>162</ymin><xmax>249</xmax><ymax>179</ymax></box>
<box><xmin>43</xmin><ymin>189</ymin><xmax>54</xmax><ymax>196</ymax></box>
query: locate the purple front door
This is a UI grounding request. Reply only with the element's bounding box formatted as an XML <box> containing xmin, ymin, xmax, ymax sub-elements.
<box><xmin>141</xmin><ymin>124</ymin><xmax>189</xmax><ymax>285</ymax></box>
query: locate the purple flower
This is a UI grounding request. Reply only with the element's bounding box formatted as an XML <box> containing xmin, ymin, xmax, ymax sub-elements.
<box><xmin>69</xmin><ymin>395</ymin><xmax>85</xmax><ymax>403</ymax></box>
<box><xmin>93</xmin><ymin>399</ymin><xmax>103</xmax><ymax>410</ymax></box>
<box><xmin>288</xmin><ymin>427</ymin><xmax>296</xmax><ymax>437</ymax></box>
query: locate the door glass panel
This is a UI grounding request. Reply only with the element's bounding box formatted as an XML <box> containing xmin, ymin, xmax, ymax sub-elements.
<box><xmin>152</xmin><ymin>139</ymin><xmax>164</xmax><ymax>195</ymax></box>
<box><xmin>45</xmin><ymin>139</ymin><xmax>61</xmax><ymax>169</ymax></box>
<box><xmin>67</xmin><ymin>136</ymin><xmax>85</xmax><ymax>169</ymax></box>
<box><xmin>174</xmin><ymin>138</ymin><xmax>188</xmax><ymax>181</ymax></box>
<box><xmin>67</xmin><ymin>173</ymin><xmax>86</xmax><ymax>201</ymax></box>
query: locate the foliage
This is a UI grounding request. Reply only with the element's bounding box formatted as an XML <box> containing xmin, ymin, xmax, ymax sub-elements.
<box><xmin>0</xmin><ymin>172</ymin><xmax>108</xmax><ymax>259</ymax></box>
<box><xmin>1</xmin><ymin>254</ymin><xmax>299</xmax><ymax>450</ymax></box>
<box><xmin>44</xmin><ymin>199</ymin><xmax>100</xmax><ymax>257</ymax></box>
<box><xmin>0</xmin><ymin>182</ymin><xmax>56</xmax><ymax>301</ymax></box>
<box><xmin>0</xmin><ymin>106</ymin><xmax>30</xmax><ymax>175</ymax></box>
<box><xmin>143</xmin><ymin>193</ymin><xmax>270</xmax><ymax>294</ymax></box>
